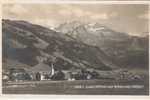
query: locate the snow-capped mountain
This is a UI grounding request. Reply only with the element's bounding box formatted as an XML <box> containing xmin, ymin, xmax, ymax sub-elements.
<box><xmin>56</xmin><ymin>21</ymin><xmax>130</xmax><ymax>46</ymax></box>
<box><xmin>56</xmin><ymin>21</ymin><xmax>148</xmax><ymax>68</ymax></box>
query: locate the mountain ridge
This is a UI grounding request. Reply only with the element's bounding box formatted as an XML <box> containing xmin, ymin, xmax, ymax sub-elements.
<box><xmin>3</xmin><ymin>19</ymin><xmax>119</xmax><ymax>71</ymax></box>
<box><xmin>56</xmin><ymin>21</ymin><xmax>149</xmax><ymax>69</ymax></box>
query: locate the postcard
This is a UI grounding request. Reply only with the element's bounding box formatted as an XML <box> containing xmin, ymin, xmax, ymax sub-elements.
<box><xmin>0</xmin><ymin>0</ymin><xmax>149</xmax><ymax>98</ymax></box>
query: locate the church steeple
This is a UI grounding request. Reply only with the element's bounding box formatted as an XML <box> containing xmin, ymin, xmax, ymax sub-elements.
<box><xmin>51</xmin><ymin>63</ymin><xmax>55</xmax><ymax>76</ymax></box>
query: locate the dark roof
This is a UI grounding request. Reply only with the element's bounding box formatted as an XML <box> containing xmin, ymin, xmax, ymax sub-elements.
<box><xmin>29</xmin><ymin>63</ymin><xmax>52</xmax><ymax>72</ymax></box>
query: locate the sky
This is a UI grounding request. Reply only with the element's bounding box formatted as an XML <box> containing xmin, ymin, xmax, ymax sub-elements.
<box><xmin>2</xmin><ymin>4</ymin><xmax>149</xmax><ymax>36</ymax></box>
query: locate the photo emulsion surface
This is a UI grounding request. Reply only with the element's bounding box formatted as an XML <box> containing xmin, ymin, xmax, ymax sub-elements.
<box><xmin>2</xmin><ymin>4</ymin><xmax>149</xmax><ymax>95</ymax></box>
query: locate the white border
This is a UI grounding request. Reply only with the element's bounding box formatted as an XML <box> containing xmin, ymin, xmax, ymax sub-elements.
<box><xmin>0</xmin><ymin>0</ymin><xmax>150</xmax><ymax>4</ymax></box>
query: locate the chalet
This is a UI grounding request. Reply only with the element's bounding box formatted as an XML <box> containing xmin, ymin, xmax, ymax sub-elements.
<box><xmin>29</xmin><ymin>63</ymin><xmax>54</xmax><ymax>81</ymax></box>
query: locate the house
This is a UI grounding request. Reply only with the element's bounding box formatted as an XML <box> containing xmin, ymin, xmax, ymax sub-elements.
<box><xmin>2</xmin><ymin>73</ymin><xmax>9</xmax><ymax>81</ymax></box>
<box><xmin>64</xmin><ymin>71</ymin><xmax>75</xmax><ymax>81</ymax></box>
<box><xmin>29</xmin><ymin>63</ymin><xmax>54</xmax><ymax>81</ymax></box>
<box><xmin>9</xmin><ymin>68</ymin><xmax>31</xmax><ymax>81</ymax></box>
<box><xmin>66</xmin><ymin>69</ymin><xmax>99</xmax><ymax>80</ymax></box>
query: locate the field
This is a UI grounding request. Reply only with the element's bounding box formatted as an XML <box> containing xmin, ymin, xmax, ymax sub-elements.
<box><xmin>2</xmin><ymin>79</ymin><xmax>149</xmax><ymax>95</ymax></box>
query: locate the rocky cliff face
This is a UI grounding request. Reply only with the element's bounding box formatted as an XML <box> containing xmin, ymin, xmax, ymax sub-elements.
<box><xmin>56</xmin><ymin>21</ymin><xmax>149</xmax><ymax>69</ymax></box>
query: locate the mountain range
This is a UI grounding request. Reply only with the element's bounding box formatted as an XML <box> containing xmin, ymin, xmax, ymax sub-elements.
<box><xmin>56</xmin><ymin>21</ymin><xmax>149</xmax><ymax>69</ymax></box>
<box><xmin>2</xmin><ymin>19</ymin><xmax>148</xmax><ymax>72</ymax></box>
<box><xmin>2</xmin><ymin>19</ymin><xmax>121</xmax><ymax>71</ymax></box>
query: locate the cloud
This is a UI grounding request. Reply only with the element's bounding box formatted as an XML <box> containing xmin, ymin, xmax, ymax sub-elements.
<box><xmin>109</xmin><ymin>12</ymin><xmax>118</xmax><ymax>18</ymax></box>
<box><xmin>11</xmin><ymin>5</ymin><xmax>27</xmax><ymax>14</ymax></box>
<box><xmin>2</xmin><ymin>4</ymin><xmax>149</xmax><ymax>36</ymax></box>
<box><xmin>90</xmin><ymin>13</ymin><xmax>109</xmax><ymax>20</ymax></box>
<box><xmin>138</xmin><ymin>13</ymin><xmax>149</xmax><ymax>19</ymax></box>
<box><xmin>2</xmin><ymin>4</ymin><xmax>119</xmax><ymax>22</ymax></box>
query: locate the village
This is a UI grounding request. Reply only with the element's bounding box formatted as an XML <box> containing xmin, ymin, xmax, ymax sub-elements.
<box><xmin>2</xmin><ymin>61</ymin><xmax>103</xmax><ymax>82</ymax></box>
<box><xmin>2</xmin><ymin>61</ymin><xmax>143</xmax><ymax>83</ymax></box>
<box><xmin>2</xmin><ymin>60</ymin><xmax>148</xmax><ymax>95</ymax></box>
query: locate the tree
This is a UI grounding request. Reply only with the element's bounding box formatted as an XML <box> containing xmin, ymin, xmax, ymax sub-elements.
<box><xmin>51</xmin><ymin>70</ymin><xmax>65</xmax><ymax>80</ymax></box>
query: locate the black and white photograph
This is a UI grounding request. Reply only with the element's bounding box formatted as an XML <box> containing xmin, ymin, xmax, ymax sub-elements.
<box><xmin>2</xmin><ymin>3</ymin><xmax>149</xmax><ymax>95</ymax></box>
